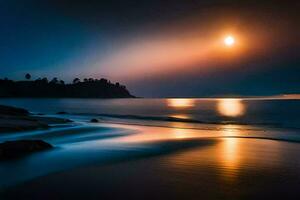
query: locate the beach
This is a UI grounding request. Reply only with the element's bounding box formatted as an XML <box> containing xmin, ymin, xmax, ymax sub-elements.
<box><xmin>1</xmin><ymin>0</ymin><xmax>299</xmax><ymax>198</ymax></box>
<box><xmin>0</xmin><ymin>98</ymin><xmax>300</xmax><ymax>199</ymax></box>
<box><xmin>4</xmin><ymin>139</ymin><xmax>300</xmax><ymax>200</ymax></box>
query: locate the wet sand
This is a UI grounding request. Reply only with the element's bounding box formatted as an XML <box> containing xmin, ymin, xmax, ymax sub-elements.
<box><xmin>2</xmin><ymin>136</ymin><xmax>300</xmax><ymax>200</ymax></box>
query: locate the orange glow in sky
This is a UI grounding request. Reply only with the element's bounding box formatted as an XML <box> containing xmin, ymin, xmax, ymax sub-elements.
<box><xmin>90</xmin><ymin>26</ymin><xmax>248</xmax><ymax>80</ymax></box>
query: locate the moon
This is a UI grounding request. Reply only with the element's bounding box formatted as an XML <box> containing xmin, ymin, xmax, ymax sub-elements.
<box><xmin>224</xmin><ymin>36</ymin><xmax>235</xmax><ymax>46</ymax></box>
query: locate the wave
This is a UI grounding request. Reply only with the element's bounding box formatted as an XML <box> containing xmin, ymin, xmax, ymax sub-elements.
<box><xmin>89</xmin><ymin>113</ymin><xmax>287</xmax><ymax>128</ymax></box>
<box><xmin>0</xmin><ymin>125</ymin><xmax>133</xmax><ymax>145</ymax></box>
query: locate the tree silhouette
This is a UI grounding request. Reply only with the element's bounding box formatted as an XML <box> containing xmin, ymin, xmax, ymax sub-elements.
<box><xmin>0</xmin><ymin>76</ymin><xmax>134</xmax><ymax>98</ymax></box>
<box><xmin>50</xmin><ymin>77</ymin><xmax>58</xmax><ymax>84</ymax></box>
<box><xmin>73</xmin><ymin>78</ymin><xmax>80</xmax><ymax>84</ymax></box>
<box><xmin>25</xmin><ymin>73</ymin><xmax>31</xmax><ymax>80</ymax></box>
<box><xmin>41</xmin><ymin>77</ymin><xmax>48</xmax><ymax>84</ymax></box>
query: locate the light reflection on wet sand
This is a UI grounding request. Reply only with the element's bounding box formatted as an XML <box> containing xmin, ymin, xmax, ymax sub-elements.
<box><xmin>102</xmin><ymin>123</ymin><xmax>293</xmax><ymax>184</ymax></box>
<box><xmin>103</xmin><ymin>123</ymin><xmax>270</xmax><ymax>144</ymax></box>
<box><xmin>162</xmin><ymin>138</ymin><xmax>292</xmax><ymax>187</ymax></box>
<box><xmin>220</xmin><ymin>138</ymin><xmax>240</xmax><ymax>180</ymax></box>
<box><xmin>6</xmin><ymin>126</ymin><xmax>300</xmax><ymax>200</ymax></box>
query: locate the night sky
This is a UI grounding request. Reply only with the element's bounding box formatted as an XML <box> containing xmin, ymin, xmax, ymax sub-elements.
<box><xmin>0</xmin><ymin>0</ymin><xmax>299</xmax><ymax>97</ymax></box>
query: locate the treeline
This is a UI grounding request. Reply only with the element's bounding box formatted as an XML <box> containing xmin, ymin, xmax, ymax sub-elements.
<box><xmin>0</xmin><ymin>74</ymin><xmax>134</xmax><ymax>98</ymax></box>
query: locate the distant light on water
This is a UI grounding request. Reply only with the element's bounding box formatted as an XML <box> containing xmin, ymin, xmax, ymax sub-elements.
<box><xmin>167</xmin><ymin>98</ymin><xmax>195</xmax><ymax>108</ymax></box>
<box><xmin>217</xmin><ymin>99</ymin><xmax>245</xmax><ymax>117</ymax></box>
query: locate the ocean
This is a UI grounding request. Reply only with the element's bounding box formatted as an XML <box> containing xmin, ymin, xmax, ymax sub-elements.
<box><xmin>0</xmin><ymin>98</ymin><xmax>299</xmax><ymax>129</ymax></box>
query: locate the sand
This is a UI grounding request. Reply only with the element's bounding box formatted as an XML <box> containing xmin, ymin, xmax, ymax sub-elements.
<box><xmin>2</xmin><ymin>137</ymin><xmax>300</xmax><ymax>200</ymax></box>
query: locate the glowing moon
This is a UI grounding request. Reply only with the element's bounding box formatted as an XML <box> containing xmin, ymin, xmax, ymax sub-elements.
<box><xmin>224</xmin><ymin>36</ymin><xmax>235</xmax><ymax>46</ymax></box>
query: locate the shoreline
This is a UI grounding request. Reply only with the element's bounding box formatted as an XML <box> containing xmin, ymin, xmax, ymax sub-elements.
<box><xmin>0</xmin><ymin>105</ymin><xmax>72</xmax><ymax>133</ymax></box>
<box><xmin>0</xmin><ymin>104</ymin><xmax>73</xmax><ymax>160</ymax></box>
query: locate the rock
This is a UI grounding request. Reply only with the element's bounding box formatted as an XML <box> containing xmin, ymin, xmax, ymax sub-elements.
<box><xmin>90</xmin><ymin>118</ymin><xmax>99</xmax><ymax>123</ymax></box>
<box><xmin>0</xmin><ymin>105</ymin><xmax>72</xmax><ymax>133</ymax></box>
<box><xmin>0</xmin><ymin>105</ymin><xmax>29</xmax><ymax>116</ymax></box>
<box><xmin>0</xmin><ymin>140</ymin><xmax>53</xmax><ymax>159</ymax></box>
<box><xmin>56</xmin><ymin>111</ymin><xmax>68</xmax><ymax>114</ymax></box>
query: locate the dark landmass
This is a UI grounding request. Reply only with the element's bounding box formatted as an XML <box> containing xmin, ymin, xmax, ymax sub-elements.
<box><xmin>0</xmin><ymin>140</ymin><xmax>53</xmax><ymax>159</ymax></box>
<box><xmin>0</xmin><ymin>105</ymin><xmax>71</xmax><ymax>133</ymax></box>
<box><xmin>0</xmin><ymin>76</ymin><xmax>134</xmax><ymax>98</ymax></box>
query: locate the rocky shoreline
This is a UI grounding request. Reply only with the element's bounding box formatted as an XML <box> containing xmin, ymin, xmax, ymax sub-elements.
<box><xmin>0</xmin><ymin>105</ymin><xmax>71</xmax><ymax>159</ymax></box>
<box><xmin>0</xmin><ymin>105</ymin><xmax>71</xmax><ymax>133</ymax></box>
